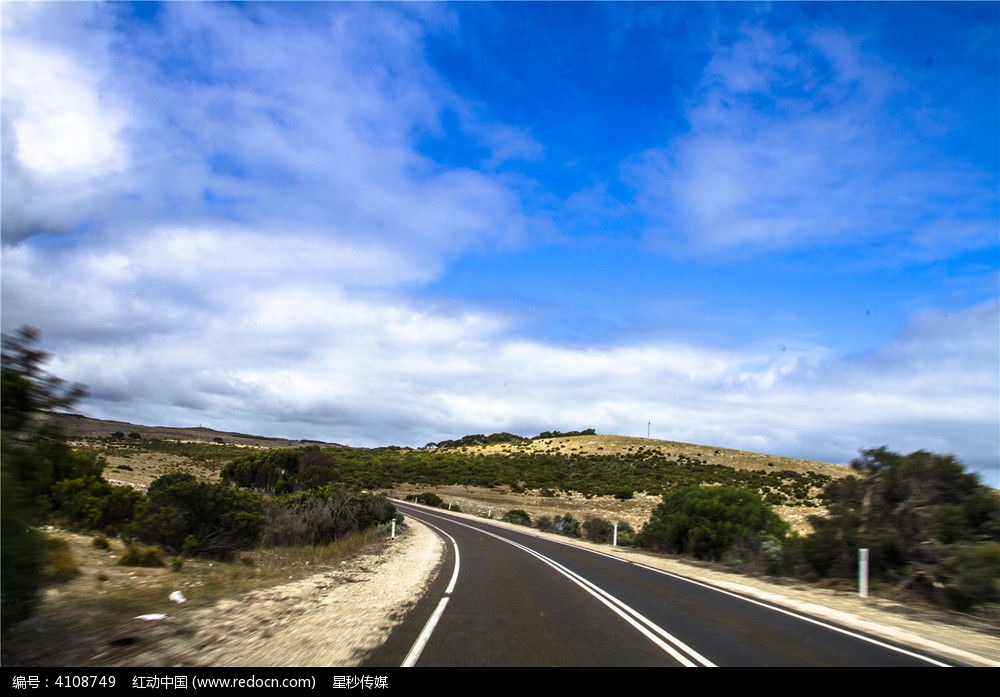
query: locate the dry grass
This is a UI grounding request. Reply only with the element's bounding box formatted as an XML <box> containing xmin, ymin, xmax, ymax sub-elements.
<box><xmin>466</xmin><ymin>433</ymin><xmax>851</xmax><ymax>479</ymax></box>
<box><xmin>1</xmin><ymin>527</ymin><xmax>385</xmax><ymax>667</ymax></box>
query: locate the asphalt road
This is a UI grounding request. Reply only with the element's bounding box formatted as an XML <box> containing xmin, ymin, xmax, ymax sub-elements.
<box><xmin>362</xmin><ymin>504</ymin><xmax>959</xmax><ymax>667</ymax></box>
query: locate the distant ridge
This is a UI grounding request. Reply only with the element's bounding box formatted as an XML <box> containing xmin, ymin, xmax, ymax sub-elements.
<box><xmin>43</xmin><ymin>412</ymin><xmax>349</xmax><ymax>449</ymax></box>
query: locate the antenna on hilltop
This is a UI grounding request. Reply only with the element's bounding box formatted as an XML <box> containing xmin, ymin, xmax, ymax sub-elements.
<box><xmin>647</xmin><ymin>420</ymin><xmax>651</xmax><ymax>439</ymax></box>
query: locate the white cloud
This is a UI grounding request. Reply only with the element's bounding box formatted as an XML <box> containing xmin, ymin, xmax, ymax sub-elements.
<box><xmin>1</xmin><ymin>4</ymin><xmax>132</xmax><ymax>241</ymax></box>
<box><xmin>2</xmin><ymin>5</ymin><xmax>995</xmax><ymax>487</ymax></box>
<box><xmin>2</xmin><ymin>4</ymin><xmax>128</xmax><ymax>179</ymax></box>
<box><xmin>629</xmin><ymin>24</ymin><xmax>997</xmax><ymax>260</ymax></box>
<box><xmin>5</xmin><ymin>219</ymin><xmax>995</xmax><ymax>480</ymax></box>
<box><xmin>2</xmin><ymin>2</ymin><xmax>537</xmax><ymax>262</ymax></box>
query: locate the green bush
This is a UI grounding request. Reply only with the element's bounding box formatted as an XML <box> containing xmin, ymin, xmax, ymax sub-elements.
<box><xmin>583</xmin><ymin>517</ymin><xmax>615</xmax><ymax>543</ymax></box>
<box><xmin>2</xmin><ymin>327</ymin><xmax>87</xmax><ymax>630</ymax></box>
<box><xmin>638</xmin><ymin>485</ymin><xmax>789</xmax><ymax>561</ymax></box>
<box><xmin>943</xmin><ymin>543</ymin><xmax>1000</xmax><ymax>611</ymax></box>
<box><xmin>501</xmin><ymin>509</ymin><xmax>532</xmax><ymax>526</ymax></box>
<box><xmin>128</xmin><ymin>473</ymin><xmax>266</xmax><ymax>558</ymax></box>
<box><xmin>615</xmin><ymin>521</ymin><xmax>636</xmax><ymax>547</ymax></box>
<box><xmin>582</xmin><ymin>517</ymin><xmax>635</xmax><ymax>545</ymax></box>
<box><xmin>538</xmin><ymin>513</ymin><xmax>581</xmax><ymax>537</ymax></box>
<box><xmin>50</xmin><ymin>477</ymin><xmax>142</xmax><ymax>534</ymax></box>
<box><xmin>404</xmin><ymin>492</ymin><xmax>445</xmax><ymax>508</ymax></box>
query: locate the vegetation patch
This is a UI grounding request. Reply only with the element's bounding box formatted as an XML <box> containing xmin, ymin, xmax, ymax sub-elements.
<box><xmin>638</xmin><ymin>485</ymin><xmax>790</xmax><ymax>563</ymax></box>
<box><xmin>117</xmin><ymin>545</ymin><xmax>165</xmax><ymax>568</ymax></box>
<box><xmin>501</xmin><ymin>509</ymin><xmax>532</xmax><ymax>526</ymax></box>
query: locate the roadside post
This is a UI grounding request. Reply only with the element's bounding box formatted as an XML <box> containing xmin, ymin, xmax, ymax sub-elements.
<box><xmin>859</xmin><ymin>548</ymin><xmax>869</xmax><ymax>598</ymax></box>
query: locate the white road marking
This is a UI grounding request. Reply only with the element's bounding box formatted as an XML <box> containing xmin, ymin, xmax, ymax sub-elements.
<box><xmin>630</xmin><ymin>562</ymin><xmax>952</xmax><ymax>667</ymax></box>
<box><xmin>403</xmin><ymin>505</ymin><xmax>714</xmax><ymax>667</ymax></box>
<box><xmin>400</xmin><ymin>517</ymin><xmax>460</xmax><ymax>668</ymax></box>
<box><xmin>401</xmin><ymin>503</ymin><xmax>954</xmax><ymax>667</ymax></box>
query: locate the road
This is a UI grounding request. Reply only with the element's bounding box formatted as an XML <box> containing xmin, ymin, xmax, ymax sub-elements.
<box><xmin>362</xmin><ymin>503</ymin><xmax>960</xmax><ymax>667</ymax></box>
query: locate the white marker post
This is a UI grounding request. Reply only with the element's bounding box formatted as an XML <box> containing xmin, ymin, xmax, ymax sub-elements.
<box><xmin>391</xmin><ymin>519</ymin><xmax>396</xmax><ymax>539</ymax></box>
<box><xmin>613</xmin><ymin>523</ymin><xmax>618</xmax><ymax>547</ymax></box>
<box><xmin>859</xmin><ymin>548</ymin><xmax>869</xmax><ymax>598</ymax></box>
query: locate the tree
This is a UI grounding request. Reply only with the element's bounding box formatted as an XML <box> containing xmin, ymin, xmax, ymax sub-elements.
<box><xmin>2</xmin><ymin>326</ymin><xmax>86</xmax><ymax>436</ymax></box>
<box><xmin>798</xmin><ymin>447</ymin><xmax>1000</xmax><ymax>608</ymax></box>
<box><xmin>1</xmin><ymin>327</ymin><xmax>88</xmax><ymax>628</ymax></box>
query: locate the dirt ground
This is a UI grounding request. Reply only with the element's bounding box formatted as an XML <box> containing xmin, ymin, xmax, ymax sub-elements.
<box><xmin>1</xmin><ymin>523</ymin><xmax>443</xmax><ymax>668</ymax></box>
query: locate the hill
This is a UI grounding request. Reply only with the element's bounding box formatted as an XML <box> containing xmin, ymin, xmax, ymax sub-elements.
<box><xmin>45</xmin><ymin>414</ymin><xmax>851</xmax><ymax>534</ymax></box>
<box><xmin>458</xmin><ymin>433</ymin><xmax>849</xmax><ymax>480</ymax></box>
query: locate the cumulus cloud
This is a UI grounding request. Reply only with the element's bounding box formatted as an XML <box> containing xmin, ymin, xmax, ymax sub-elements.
<box><xmin>1</xmin><ymin>3</ymin><xmax>132</xmax><ymax>241</ymax></box>
<box><xmin>2</xmin><ymin>2</ymin><xmax>536</xmax><ymax>265</ymax></box>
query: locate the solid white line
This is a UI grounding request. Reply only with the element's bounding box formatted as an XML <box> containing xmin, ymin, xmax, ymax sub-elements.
<box><xmin>399</xmin><ymin>516</ymin><xmax>461</xmax><ymax>668</ymax></box>
<box><xmin>406</xmin><ymin>506</ymin><xmax>714</xmax><ymax>667</ymax></box>
<box><xmin>401</xmin><ymin>597</ymin><xmax>450</xmax><ymax>668</ymax></box>
<box><xmin>630</xmin><ymin>562</ymin><xmax>952</xmax><ymax>667</ymax></box>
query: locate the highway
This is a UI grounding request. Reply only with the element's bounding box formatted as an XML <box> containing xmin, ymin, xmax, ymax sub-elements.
<box><xmin>361</xmin><ymin>503</ymin><xmax>958</xmax><ymax>667</ymax></box>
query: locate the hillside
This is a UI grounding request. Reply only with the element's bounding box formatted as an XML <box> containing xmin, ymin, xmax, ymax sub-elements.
<box><xmin>458</xmin><ymin>433</ymin><xmax>849</xmax><ymax>480</ymax></box>
<box><xmin>45</xmin><ymin>414</ymin><xmax>852</xmax><ymax>535</ymax></box>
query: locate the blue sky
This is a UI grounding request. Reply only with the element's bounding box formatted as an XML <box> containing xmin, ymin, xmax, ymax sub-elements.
<box><xmin>2</xmin><ymin>2</ymin><xmax>998</xmax><ymax>484</ymax></box>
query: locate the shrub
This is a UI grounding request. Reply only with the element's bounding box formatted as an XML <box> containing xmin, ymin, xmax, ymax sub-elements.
<box><xmin>583</xmin><ymin>517</ymin><xmax>615</xmax><ymax>543</ymax></box>
<box><xmin>796</xmin><ymin>447</ymin><xmax>1000</xmax><ymax>593</ymax></box>
<box><xmin>615</xmin><ymin>521</ymin><xmax>636</xmax><ymax>547</ymax></box>
<box><xmin>42</xmin><ymin>537</ymin><xmax>79</xmax><ymax>583</ymax></box>
<box><xmin>501</xmin><ymin>509</ymin><xmax>532</xmax><ymax>526</ymax></box>
<box><xmin>943</xmin><ymin>543</ymin><xmax>1000</xmax><ymax>611</ymax></box>
<box><xmin>553</xmin><ymin>513</ymin><xmax>581</xmax><ymax>537</ymax></box>
<box><xmin>404</xmin><ymin>492</ymin><xmax>445</xmax><ymax>508</ymax></box>
<box><xmin>92</xmin><ymin>536</ymin><xmax>110</xmax><ymax>550</ymax></box>
<box><xmin>118</xmin><ymin>545</ymin><xmax>165</xmax><ymax>567</ymax></box>
<box><xmin>638</xmin><ymin>485</ymin><xmax>789</xmax><ymax>561</ymax></box>
<box><xmin>262</xmin><ymin>487</ymin><xmax>397</xmax><ymax>547</ymax></box>
<box><xmin>128</xmin><ymin>473</ymin><xmax>266</xmax><ymax>558</ymax></box>
<box><xmin>50</xmin><ymin>477</ymin><xmax>142</xmax><ymax>534</ymax></box>
<box><xmin>1</xmin><ymin>327</ymin><xmax>87</xmax><ymax>629</ymax></box>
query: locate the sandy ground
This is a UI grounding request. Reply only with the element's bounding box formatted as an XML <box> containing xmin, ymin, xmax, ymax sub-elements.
<box><xmin>78</xmin><ymin>510</ymin><xmax>999</xmax><ymax>668</ymax></box>
<box><xmin>91</xmin><ymin>522</ymin><xmax>444</xmax><ymax>667</ymax></box>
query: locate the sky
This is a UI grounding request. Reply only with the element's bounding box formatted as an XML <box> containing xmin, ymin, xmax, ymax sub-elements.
<box><xmin>2</xmin><ymin>2</ymin><xmax>997</xmax><ymax>485</ymax></box>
